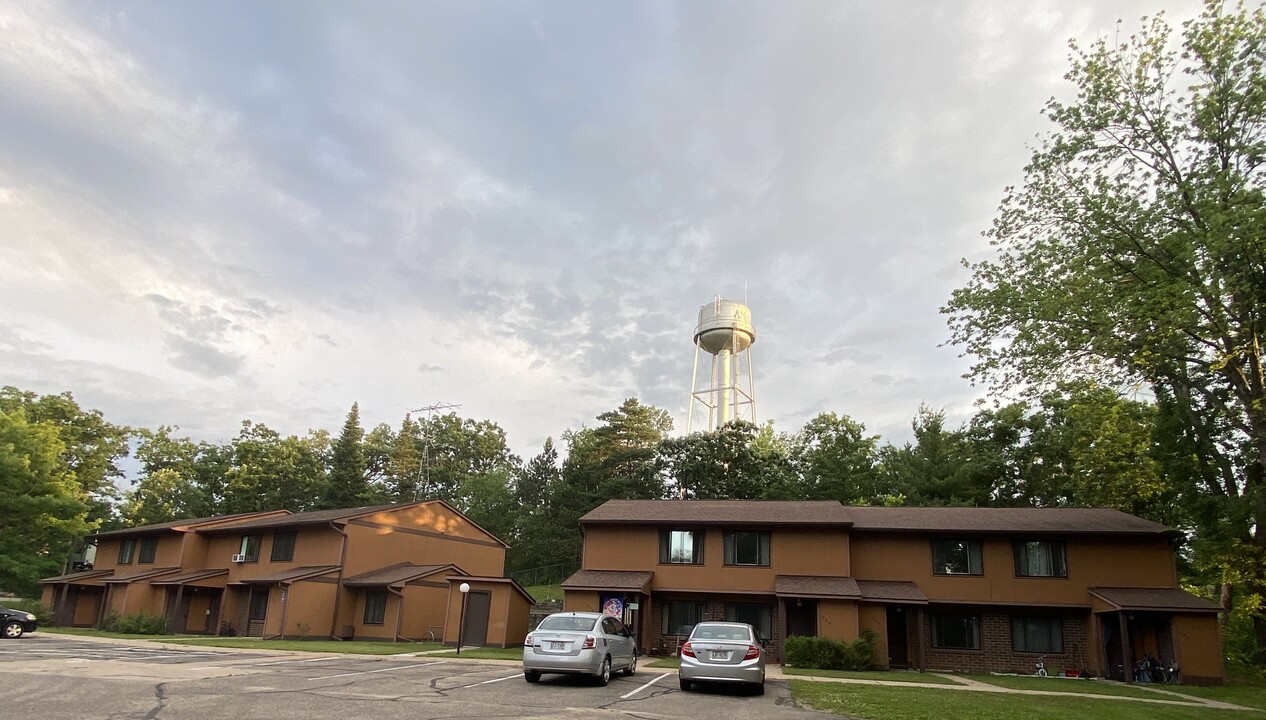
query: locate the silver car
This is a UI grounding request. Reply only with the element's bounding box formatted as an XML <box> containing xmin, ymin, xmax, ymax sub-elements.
<box><xmin>523</xmin><ymin>611</ymin><xmax>637</xmax><ymax>686</ymax></box>
<box><xmin>678</xmin><ymin>621</ymin><xmax>765</xmax><ymax>694</ymax></box>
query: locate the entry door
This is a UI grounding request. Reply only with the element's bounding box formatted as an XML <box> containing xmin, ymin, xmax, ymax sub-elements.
<box><xmin>887</xmin><ymin>606</ymin><xmax>909</xmax><ymax>667</ymax></box>
<box><xmin>462</xmin><ymin>591</ymin><xmax>491</xmax><ymax>647</ymax></box>
<box><xmin>786</xmin><ymin>599</ymin><xmax>817</xmax><ymax>638</ymax></box>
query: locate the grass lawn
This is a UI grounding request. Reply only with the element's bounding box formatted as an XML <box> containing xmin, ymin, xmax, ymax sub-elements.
<box><xmin>524</xmin><ymin>584</ymin><xmax>563</xmax><ymax>602</ymax></box>
<box><xmin>1157</xmin><ymin>681</ymin><xmax>1266</xmax><ymax>712</ymax></box>
<box><xmin>645</xmin><ymin>657</ymin><xmax>679</xmax><ymax>669</ymax></box>
<box><xmin>784</xmin><ymin>668</ymin><xmax>960</xmax><ymax>685</ymax></box>
<box><xmin>790</xmin><ymin>680</ymin><xmax>1265</xmax><ymax>720</ymax></box>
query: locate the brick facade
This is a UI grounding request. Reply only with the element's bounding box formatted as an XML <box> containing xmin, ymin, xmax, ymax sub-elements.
<box><xmin>923</xmin><ymin>607</ymin><xmax>1090</xmax><ymax>676</ymax></box>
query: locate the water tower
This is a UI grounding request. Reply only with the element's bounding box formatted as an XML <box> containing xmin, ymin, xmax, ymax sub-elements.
<box><xmin>688</xmin><ymin>297</ymin><xmax>757</xmax><ymax>432</ymax></box>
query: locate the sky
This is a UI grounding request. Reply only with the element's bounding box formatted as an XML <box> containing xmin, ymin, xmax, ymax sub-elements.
<box><xmin>0</xmin><ymin>0</ymin><xmax>1210</xmax><ymax>463</ymax></box>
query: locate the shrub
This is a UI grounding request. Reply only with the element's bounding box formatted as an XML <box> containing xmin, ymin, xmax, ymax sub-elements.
<box><xmin>101</xmin><ymin>611</ymin><xmax>168</xmax><ymax>635</ymax></box>
<box><xmin>784</xmin><ymin>630</ymin><xmax>877</xmax><ymax>671</ymax></box>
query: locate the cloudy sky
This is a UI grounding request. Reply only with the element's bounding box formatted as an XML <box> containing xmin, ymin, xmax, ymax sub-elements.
<box><xmin>0</xmin><ymin>0</ymin><xmax>1207</xmax><ymax>460</ymax></box>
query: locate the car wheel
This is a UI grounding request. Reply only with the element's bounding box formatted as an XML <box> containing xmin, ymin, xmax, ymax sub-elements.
<box><xmin>524</xmin><ymin>670</ymin><xmax>541</xmax><ymax>683</ymax></box>
<box><xmin>623</xmin><ymin>653</ymin><xmax>637</xmax><ymax>676</ymax></box>
<box><xmin>595</xmin><ymin>657</ymin><xmax>611</xmax><ymax>686</ymax></box>
<box><xmin>752</xmin><ymin>682</ymin><xmax>765</xmax><ymax>696</ymax></box>
<box><xmin>678</xmin><ymin>677</ymin><xmax>691</xmax><ymax>691</ymax></box>
<box><xmin>2</xmin><ymin>622</ymin><xmax>23</xmax><ymax>639</ymax></box>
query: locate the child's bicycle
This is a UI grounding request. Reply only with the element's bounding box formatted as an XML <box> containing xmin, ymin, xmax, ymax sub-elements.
<box><xmin>1034</xmin><ymin>656</ymin><xmax>1048</xmax><ymax>677</ymax></box>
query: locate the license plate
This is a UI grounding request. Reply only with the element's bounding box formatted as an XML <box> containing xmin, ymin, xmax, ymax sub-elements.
<box><xmin>551</xmin><ymin>641</ymin><xmax>565</xmax><ymax>650</ymax></box>
<box><xmin>710</xmin><ymin>650</ymin><xmax>727</xmax><ymax>660</ymax></box>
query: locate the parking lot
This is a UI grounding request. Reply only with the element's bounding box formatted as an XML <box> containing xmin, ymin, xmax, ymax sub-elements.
<box><xmin>0</xmin><ymin>635</ymin><xmax>831</xmax><ymax>720</ymax></box>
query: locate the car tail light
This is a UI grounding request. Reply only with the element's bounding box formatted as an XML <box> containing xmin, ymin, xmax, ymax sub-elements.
<box><xmin>582</xmin><ymin>635</ymin><xmax>596</xmax><ymax>649</ymax></box>
<box><xmin>744</xmin><ymin>645</ymin><xmax>760</xmax><ymax>660</ymax></box>
<box><xmin>524</xmin><ymin>633</ymin><xmax>533</xmax><ymax>646</ymax></box>
<box><xmin>680</xmin><ymin>642</ymin><xmax>696</xmax><ymax>658</ymax></box>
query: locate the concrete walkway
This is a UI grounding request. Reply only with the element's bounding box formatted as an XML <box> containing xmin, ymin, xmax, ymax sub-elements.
<box><xmin>775</xmin><ymin>668</ymin><xmax>1257</xmax><ymax>712</ymax></box>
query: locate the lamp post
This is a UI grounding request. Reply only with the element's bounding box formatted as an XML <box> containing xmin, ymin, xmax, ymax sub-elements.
<box><xmin>457</xmin><ymin>582</ymin><xmax>470</xmax><ymax>655</ymax></box>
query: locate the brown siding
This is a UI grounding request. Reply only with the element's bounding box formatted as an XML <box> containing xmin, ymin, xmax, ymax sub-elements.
<box><xmin>343</xmin><ymin>510</ymin><xmax>505</xmax><ymax>578</ymax></box>
<box><xmin>858</xmin><ymin>604</ymin><xmax>887</xmax><ymax>668</ymax></box>
<box><xmin>851</xmin><ymin>535</ymin><xmax>1176</xmax><ymax>605</ymax></box>
<box><xmin>1172</xmin><ymin>614</ymin><xmax>1224</xmax><ymax>685</ymax></box>
<box><xmin>818</xmin><ymin>599</ymin><xmax>860</xmax><ymax>642</ymax></box>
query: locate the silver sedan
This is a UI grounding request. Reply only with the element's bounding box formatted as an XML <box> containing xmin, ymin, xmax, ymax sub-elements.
<box><xmin>523</xmin><ymin>611</ymin><xmax>637</xmax><ymax>686</ymax></box>
<box><xmin>678</xmin><ymin>621</ymin><xmax>765</xmax><ymax>694</ymax></box>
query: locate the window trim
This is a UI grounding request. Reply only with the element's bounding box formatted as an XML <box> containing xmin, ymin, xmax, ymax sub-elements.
<box><xmin>1013</xmin><ymin>540</ymin><xmax>1068</xmax><ymax>578</ymax></box>
<box><xmin>658</xmin><ymin>529</ymin><xmax>705</xmax><ymax>565</ymax></box>
<box><xmin>239</xmin><ymin>534</ymin><xmax>263</xmax><ymax>563</ymax></box>
<box><xmin>1011</xmin><ymin>615</ymin><xmax>1064</xmax><ymax>654</ymax></box>
<box><xmin>270</xmin><ymin>531</ymin><xmax>296</xmax><ymax>562</ymax></box>
<box><xmin>117</xmin><ymin>539</ymin><xmax>135</xmax><ymax>565</ymax></box>
<box><xmin>931</xmin><ymin>539</ymin><xmax>983</xmax><ymax>576</ymax></box>
<box><xmin>930</xmin><ymin>611</ymin><xmax>982</xmax><ymax>650</ymax></box>
<box><xmin>363</xmin><ymin>590</ymin><xmax>387</xmax><ymax>625</ymax></box>
<box><xmin>138</xmin><ymin>537</ymin><xmax>158</xmax><ymax>564</ymax></box>
<box><xmin>723</xmin><ymin>530</ymin><xmax>771</xmax><ymax>567</ymax></box>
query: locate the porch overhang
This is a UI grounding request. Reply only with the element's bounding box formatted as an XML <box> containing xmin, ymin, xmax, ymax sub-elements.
<box><xmin>39</xmin><ymin>569</ymin><xmax>114</xmax><ymax>585</ymax></box>
<box><xmin>149</xmin><ymin>569</ymin><xmax>229</xmax><ymax>587</ymax></box>
<box><xmin>561</xmin><ymin>570</ymin><xmax>653</xmax><ymax>594</ymax></box>
<box><xmin>343</xmin><ymin>563</ymin><xmax>454</xmax><ymax>589</ymax></box>
<box><xmin>237</xmin><ymin>565</ymin><xmax>340</xmax><ymax>585</ymax></box>
<box><xmin>101</xmin><ymin>567</ymin><xmax>182</xmax><ymax>584</ymax></box>
<box><xmin>1089</xmin><ymin>587</ymin><xmax>1221</xmax><ymax>614</ymax></box>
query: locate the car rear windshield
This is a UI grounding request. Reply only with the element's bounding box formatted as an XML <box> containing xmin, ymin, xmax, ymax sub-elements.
<box><xmin>692</xmin><ymin>626</ymin><xmax>751</xmax><ymax>641</ymax></box>
<box><xmin>538</xmin><ymin>615</ymin><xmax>599</xmax><ymax>632</ymax></box>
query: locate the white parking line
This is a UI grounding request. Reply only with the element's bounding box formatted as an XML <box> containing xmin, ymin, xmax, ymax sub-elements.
<box><xmin>462</xmin><ymin>673</ymin><xmax>522</xmax><ymax>689</ymax></box>
<box><xmin>250</xmin><ymin>657</ymin><xmax>333</xmax><ymax>667</ymax></box>
<box><xmin>621</xmin><ymin>672</ymin><xmax>672</xmax><ymax>699</ymax></box>
<box><xmin>309</xmin><ymin>661</ymin><xmax>443</xmax><ymax>680</ymax></box>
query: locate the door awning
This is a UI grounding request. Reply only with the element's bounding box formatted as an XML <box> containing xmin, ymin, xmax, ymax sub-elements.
<box><xmin>1089</xmin><ymin>587</ymin><xmax>1221</xmax><ymax>613</ymax></box>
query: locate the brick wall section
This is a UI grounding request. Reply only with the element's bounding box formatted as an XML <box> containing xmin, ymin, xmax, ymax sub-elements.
<box><xmin>646</xmin><ymin>596</ymin><xmax>782</xmax><ymax>661</ymax></box>
<box><xmin>923</xmin><ymin>608</ymin><xmax>1089</xmax><ymax>675</ymax></box>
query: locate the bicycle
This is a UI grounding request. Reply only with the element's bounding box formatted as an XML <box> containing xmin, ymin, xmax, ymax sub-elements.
<box><xmin>1034</xmin><ymin>656</ymin><xmax>1048</xmax><ymax>677</ymax></box>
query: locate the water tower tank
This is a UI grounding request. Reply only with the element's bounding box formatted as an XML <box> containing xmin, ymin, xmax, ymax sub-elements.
<box><xmin>688</xmin><ymin>298</ymin><xmax>757</xmax><ymax>433</ymax></box>
<box><xmin>694</xmin><ymin>299</ymin><xmax>755</xmax><ymax>355</ymax></box>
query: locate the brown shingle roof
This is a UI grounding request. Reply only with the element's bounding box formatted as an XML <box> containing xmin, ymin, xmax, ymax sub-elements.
<box><xmin>343</xmin><ymin>564</ymin><xmax>454</xmax><ymax>587</ymax></box>
<box><xmin>562</xmin><ymin>570</ymin><xmax>654</xmax><ymax>592</ymax></box>
<box><xmin>102</xmin><ymin>567</ymin><xmax>182</xmax><ymax>583</ymax></box>
<box><xmin>1089</xmin><ymin>587</ymin><xmax>1221</xmax><ymax>613</ymax></box>
<box><xmin>149</xmin><ymin>569</ymin><xmax>229</xmax><ymax>586</ymax></box>
<box><xmin>239</xmin><ymin>566</ymin><xmax>340</xmax><ymax>584</ymax></box>
<box><xmin>581</xmin><ymin>500</ymin><xmax>854</xmax><ymax>526</ymax></box>
<box><xmin>199</xmin><ymin>504</ymin><xmax>409</xmax><ymax>533</ymax></box>
<box><xmin>842</xmin><ymin>506</ymin><xmax>1177</xmax><ymax>537</ymax></box>
<box><xmin>90</xmin><ymin>510</ymin><xmax>288</xmax><ymax>539</ymax></box>
<box><xmin>39</xmin><ymin>569</ymin><xmax>114</xmax><ymax>584</ymax></box>
<box><xmin>775</xmin><ymin>575</ymin><xmax>859</xmax><ymax>598</ymax></box>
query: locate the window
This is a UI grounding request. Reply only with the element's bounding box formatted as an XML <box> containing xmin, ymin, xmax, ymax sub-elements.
<box><xmin>725</xmin><ymin>603</ymin><xmax>772</xmax><ymax>641</ymax></box>
<box><xmin>270</xmin><ymin>531</ymin><xmax>296</xmax><ymax>562</ymax></box>
<box><xmin>932</xmin><ymin>539</ymin><xmax>983</xmax><ymax>575</ymax></box>
<box><xmin>1012</xmin><ymin>616</ymin><xmax>1064</xmax><ymax>653</ymax></box>
<box><xmin>1013</xmin><ymin>541</ymin><xmax>1067</xmax><ymax>577</ymax></box>
<box><xmin>601</xmin><ymin>617</ymin><xmax>629</xmax><ymax>636</ymax></box>
<box><xmin>137</xmin><ymin>537</ymin><xmax>158</xmax><ymax>564</ymax></box>
<box><xmin>931</xmin><ymin>612</ymin><xmax>981</xmax><ymax>650</ymax></box>
<box><xmin>248</xmin><ymin>588</ymin><xmax>269</xmax><ymax>621</ymax></box>
<box><xmin>659</xmin><ymin>529</ymin><xmax>704</xmax><ymax>564</ymax></box>
<box><xmin>117</xmin><ymin>539</ymin><xmax>135</xmax><ymax>564</ymax></box>
<box><xmin>662</xmin><ymin>601</ymin><xmax>706</xmax><ymax>635</ymax></box>
<box><xmin>363</xmin><ymin>591</ymin><xmax>387</xmax><ymax>625</ymax></box>
<box><xmin>239</xmin><ymin>534</ymin><xmax>263</xmax><ymax>562</ymax></box>
<box><xmin>723</xmin><ymin>531</ymin><xmax>771</xmax><ymax>566</ymax></box>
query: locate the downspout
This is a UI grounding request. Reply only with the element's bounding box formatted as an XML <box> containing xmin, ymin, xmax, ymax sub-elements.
<box><xmin>328</xmin><ymin>520</ymin><xmax>351</xmax><ymax>640</ymax></box>
<box><xmin>390</xmin><ymin>585</ymin><xmax>405</xmax><ymax>642</ymax></box>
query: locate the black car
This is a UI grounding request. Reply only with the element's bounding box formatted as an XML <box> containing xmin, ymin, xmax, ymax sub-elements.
<box><xmin>0</xmin><ymin>605</ymin><xmax>38</xmax><ymax>639</ymax></box>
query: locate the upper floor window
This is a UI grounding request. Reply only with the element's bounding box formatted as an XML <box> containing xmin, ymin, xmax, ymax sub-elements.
<box><xmin>931</xmin><ymin>612</ymin><xmax>981</xmax><ymax>650</ymax></box>
<box><xmin>931</xmin><ymin>539</ymin><xmax>983</xmax><ymax>575</ymax></box>
<box><xmin>1012</xmin><ymin>616</ymin><xmax>1064</xmax><ymax>653</ymax></box>
<box><xmin>723</xmin><ymin>531</ymin><xmax>770</xmax><ymax>566</ymax></box>
<box><xmin>239</xmin><ymin>534</ymin><xmax>263</xmax><ymax>562</ymax></box>
<box><xmin>270</xmin><ymin>531</ymin><xmax>296</xmax><ymax>562</ymax></box>
<box><xmin>1013</xmin><ymin>540</ymin><xmax>1066</xmax><ymax>577</ymax></box>
<box><xmin>363</xmin><ymin>590</ymin><xmax>386</xmax><ymax>625</ymax></box>
<box><xmin>117</xmin><ymin>539</ymin><xmax>135</xmax><ymax>565</ymax></box>
<box><xmin>659</xmin><ymin>529</ymin><xmax>704</xmax><ymax>564</ymax></box>
<box><xmin>138</xmin><ymin>537</ymin><xmax>158</xmax><ymax>564</ymax></box>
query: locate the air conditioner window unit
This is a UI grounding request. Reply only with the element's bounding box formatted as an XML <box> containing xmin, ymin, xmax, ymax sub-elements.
<box><xmin>231</xmin><ymin>553</ymin><xmax>247</xmax><ymax>563</ymax></box>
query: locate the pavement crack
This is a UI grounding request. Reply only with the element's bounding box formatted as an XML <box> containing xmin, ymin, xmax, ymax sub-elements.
<box><xmin>142</xmin><ymin>682</ymin><xmax>168</xmax><ymax>720</ymax></box>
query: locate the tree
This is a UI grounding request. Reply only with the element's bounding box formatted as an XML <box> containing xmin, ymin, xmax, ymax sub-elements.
<box><xmin>322</xmin><ymin>403</ymin><xmax>372</xmax><ymax>509</ymax></box>
<box><xmin>661</xmin><ymin>421</ymin><xmax>787</xmax><ymax>500</ymax></box>
<box><xmin>386</xmin><ymin>414</ymin><xmax>421</xmax><ymax>501</ymax></box>
<box><xmin>0</xmin><ymin>408</ymin><xmax>95</xmax><ymax>595</ymax></box>
<box><xmin>224</xmin><ymin>421</ymin><xmax>325</xmax><ymax>513</ymax></box>
<box><xmin>509</xmin><ymin>437</ymin><xmax>564</xmax><ymax>572</ymax></box>
<box><xmin>944</xmin><ymin>2</ymin><xmax>1266</xmax><ymax>653</ymax></box>
<box><xmin>878</xmin><ymin>407</ymin><xmax>980</xmax><ymax>506</ymax></box>
<box><xmin>790</xmin><ymin>413</ymin><xmax>881</xmax><ymax>503</ymax></box>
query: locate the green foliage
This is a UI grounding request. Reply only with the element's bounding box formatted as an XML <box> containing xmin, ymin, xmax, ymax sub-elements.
<box><xmin>322</xmin><ymin>402</ymin><xmax>372</xmax><ymax>509</ymax></box>
<box><xmin>784</xmin><ymin>630</ymin><xmax>876</xmax><ymax>671</ymax></box>
<box><xmin>661</xmin><ymin>421</ymin><xmax>794</xmax><ymax>500</ymax></box>
<box><xmin>101</xmin><ymin>611</ymin><xmax>169</xmax><ymax>635</ymax></box>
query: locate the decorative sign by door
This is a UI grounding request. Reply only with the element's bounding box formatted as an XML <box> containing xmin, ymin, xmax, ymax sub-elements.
<box><xmin>601</xmin><ymin>595</ymin><xmax>624</xmax><ymax>617</ymax></box>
